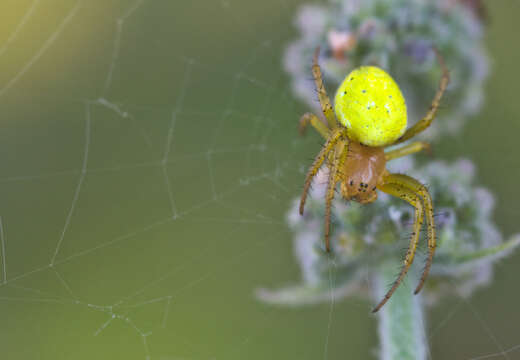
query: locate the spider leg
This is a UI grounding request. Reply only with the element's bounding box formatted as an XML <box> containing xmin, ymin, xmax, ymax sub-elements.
<box><xmin>385</xmin><ymin>141</ymin><xmax>431</xmax><ymax>161</ymax></box>
<box><xmin>321</xmin><ymin>140</ymin><xmax>350</xmax><ymax>251</ymax></box>
<box><xmin>385</xmin><ymin>174</ymin><xmax>436</xmax><ymax>295</ymax></box>
<box><xmin>334</xmin><ymin>140</ymin><xmax>350</xmax><ymax>183</ymax></box>
<box><xmin>372</xmin><ymin>181</ymin><xmax>424</xmax><ymax>313</ymax></box>
<box><xmin>324</xmin><ymin>150</ymin><xmax>339</xmax><ymax>252</ymax></box>
<box><xmin>299</xmin><ymin>112</ymin><xmax>330</xmax><ymax>139</ymax></box>
<box><xmin>299</xmin><ymin>129</ymin><xmax>345</xmax><ymax>215</ymax></box>
<box><xmin>395</xmin><ymin>49</ymin><xmax>450</xmax><ymax>144</ymax></box>
<box><xmin>312</xmin><ymin>47</ymin><xmax>338</xmax><ymax>130</ymax></box>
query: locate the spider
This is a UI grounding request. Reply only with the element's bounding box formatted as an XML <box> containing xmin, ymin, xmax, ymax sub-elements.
<box><xmin>298</xmin><ymin>48</ymin><xmax>449</xmax><ymax>313</ymax></box>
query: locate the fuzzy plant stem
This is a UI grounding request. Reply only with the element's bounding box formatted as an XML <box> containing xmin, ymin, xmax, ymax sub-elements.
<box><xmin>375</xmin><ymin>262</ymin><xmax>427</xmax><ymax>360</ymax></box>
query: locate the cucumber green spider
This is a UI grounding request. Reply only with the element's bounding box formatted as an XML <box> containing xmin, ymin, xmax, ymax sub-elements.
<box><xmin>299</xmin><ymin>48</ymin><xmax>449</xmax><ymax>312</ymax></box>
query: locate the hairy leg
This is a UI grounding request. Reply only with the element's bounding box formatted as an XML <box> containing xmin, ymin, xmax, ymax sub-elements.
<box><xmin>299</xmin><ymin>129</ymin><xmax>345</xmax><ymax>215</ymax></box>
<box><xmin>299</xmin><ymin>112</ymin><xmax>330</xmax><ymax>139</ymax></box>
<box><xmin>312</xmin><ymin>47</ymin><xmax>337</xmax><ymax>130</ymax></box>
<box><xmin>334</xmin><ymin>141</ymin><xmax>350</xmax><ymax>183</ymax></box>
<box><xmin>396</xmin><ymin>49</ymin><xmax>450</xmax><ymax>143</ymax></box>
<box><xmin>372</xmin><ymin>182</ymin><xmax>424</xmax><ymax>313</ymax></box>
<box><xmin>385</xmin><ymin>141</ymin><xmax>431</xmax><ymax>161</ymax></box>
<box><xmin>384</xmin><ymin>174</ymin><xmax>436</xmax><ymax>294</ymax></box>
<box><xmin>324</xmin><ymin>151</ymin><xmax>339</xmax><ymax>252</ymax></box>
<box><xmin>321</xmin><ymin>141</ymin><xmax>351</xmax><ymax>251</ymax></box>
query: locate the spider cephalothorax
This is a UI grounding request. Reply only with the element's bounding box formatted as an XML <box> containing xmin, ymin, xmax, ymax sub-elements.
<box><xmin>299</xmin><ymin>48</ymin><xmax>449</xmax><ymax>312</ymax></box>
<box><xmin>340</xmin><ymin>141</ymin><xmax>386</xmax><ymax>204</ymax></box>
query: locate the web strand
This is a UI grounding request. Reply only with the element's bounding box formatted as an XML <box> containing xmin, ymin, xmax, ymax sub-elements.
<box><xmin>0</xmin><ymin>0</ymin><xmax>41</xmax><ymax>58</ymax></box>
<box><xmin>0</xmin><ymin>0</ymin><xmax>83</xmax><ymax>98</ymax></box>
<box><xmin>0</xmin><ymin>216</ymin><xmax>6</xmax><ymax>285</ymax></box>
<box><xmin>50</xmin><ymin>101</ymin><xmax>91</xmax><ymax>266</ymax></box>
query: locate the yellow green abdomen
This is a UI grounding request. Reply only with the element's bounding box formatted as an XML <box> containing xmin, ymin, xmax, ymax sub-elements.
<box><xmin>334</xmin><ymin>66</ymin><xmax>407</xmax><ymax>147</ymax></box>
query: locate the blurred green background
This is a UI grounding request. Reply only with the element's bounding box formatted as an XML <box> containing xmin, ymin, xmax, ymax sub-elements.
<box><xmin>0</xmin><ymin>0</ymin><xmax>519</xmax><ymax>359</ymax></box>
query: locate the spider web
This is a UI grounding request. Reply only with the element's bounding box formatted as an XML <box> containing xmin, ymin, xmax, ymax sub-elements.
<box><xmin>0</xmin><ymin>1</ymin><xmax>519</xmax><ymax>359</ymax></box>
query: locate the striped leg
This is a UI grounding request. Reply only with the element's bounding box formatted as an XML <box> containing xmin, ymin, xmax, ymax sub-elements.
<box><xmin>385</xmin><ymin>141</ymin><xmax>431</xmax><ymax>161</ymax></box>
<box><xmin>396</xmin><ymin>49</ymin><xmax>450</xmax><ymax>143</ymax></box>
<box><xmin>299</xmin><ymin>112</ymin><xmax>330</xmax><ymax>139</ymax></box>
<box><xmin>372</xmin><ymin>181</ymin><xmax>424</xmax><ymax>312</ymax></box>
<box><xmin>384</xmin><ymin>174</ymin><xmax>436</xmax><ymax>295</ymax></box>
<box><xmin>299</xmin><ymin>129</ymin><xmax>344</xmax><ymax>215</ymax></box>
<box><xmin>312</xmin><ymin>47</ymin><xmax>338</xmax><ymax>130</ymax></box>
